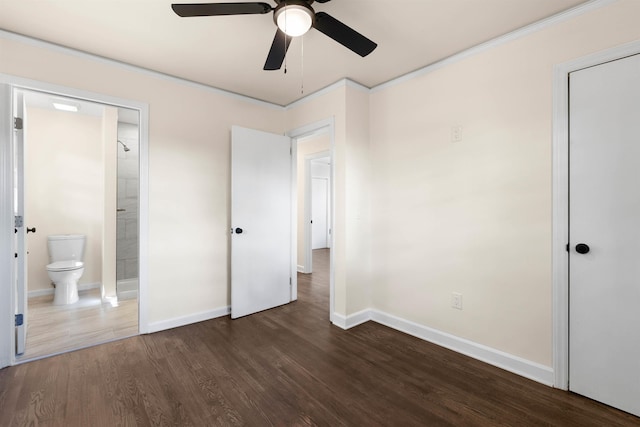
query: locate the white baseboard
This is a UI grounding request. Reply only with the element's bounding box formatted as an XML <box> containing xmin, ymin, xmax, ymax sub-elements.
<box><xmin>369</xmin><ymin>310</ymin><xmax>554</xmax><ymax>386</ymax></box>
<box><xmin>116</xmin><ymin>278</ymin><xmax>138</xmax><ymax>300</ymax></box>
<box><xmin>117</xmin><ymin>289</ymin><xmax>138</xmax><ymax>300</ymax></box>
<box><xmin>297</xmin><ymin>265</ymin><xmax>305</xmax><ymax>273</ymax></box>
<box><xmin>332</xmin><ymin>309</ymin><xmax>371</xmax><ymax>330</ymax></box>
<box><xmin>147</xmin><ymin>305</ymin><xmax>231</xmax><ymax>334</ymax></box>
<box><xmin>28</xmin><ymin>282</ymin><xmax>100</xmax><ymax>299</ymax></box>
<box><xmin>333</xmin><ymin>308</ymin><xmax>554</xmax><ymax>386</ymax></box>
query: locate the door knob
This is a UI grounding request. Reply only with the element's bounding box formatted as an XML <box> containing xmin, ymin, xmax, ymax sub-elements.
<box><xmin>26</xmin><ymin>227</ymin><xmax>36</xmax><ymax>234</ymax></box>
<box><xmin>235</xmin><ymin>228</ymin><xmax>243</xmax><ymax>234</ymax></box>
<box><xmin>575</xmin><ymin>243</ymin><xmax>590</xmax><ymax>254</ymax></box>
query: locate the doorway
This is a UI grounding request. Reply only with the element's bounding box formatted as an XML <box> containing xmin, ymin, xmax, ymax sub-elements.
<box><xmin>1</xmin><ymin>78</ymin><xmax>149</xmax><ymax>365</ymax></box>
<box><xmin>296</xmin><ymin>137</ymin><xmax>331</xmax><ymax>274</ymax></box>
<box><xmin>552</xmin><ymin>42</ymin><xmax>640</xmax><ymax>417</ymax></box>
<box><xmin>311</xmin><ymin>172</ymin><xmax>330</xmax><ymax>250</ymax></box>
<box><xmin>290</xmin><ymin>119</ymin><xmax>334</xmax><ymax>322</ymax></box>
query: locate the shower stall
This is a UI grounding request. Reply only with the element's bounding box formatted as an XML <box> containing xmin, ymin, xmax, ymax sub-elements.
<box><xmin>116</xmin><ymin>119</ymin><xmax>139</xmax><ymax>299</ymax></box>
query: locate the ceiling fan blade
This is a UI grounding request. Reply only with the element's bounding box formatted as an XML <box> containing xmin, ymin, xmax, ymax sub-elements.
<box><xmin>171</xmin><ymin>2</ymin><xmax>272</xmax><ymax>17</ymax></box>
<box><xmin>264</xmin><ymin>29</ymin><xmax>292</xmax><ymax>70</ymax></box>
<box><xmin>314</xmin><ymin>0</ymin><xmax>331</xmax><ymax>2</ymax></box>
<box><xmin>313</xmin><ymin>12</ymin><xmax>377</xmax><ymax>57</ymax></box>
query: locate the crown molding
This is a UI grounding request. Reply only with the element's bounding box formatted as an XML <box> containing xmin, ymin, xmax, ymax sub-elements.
<box><xmin>284</xmin><ymin>78</ymin><xmax>366</xmax><ymax>111</ymax></box>
<box><xmin>370</xmin><ymin>0</ymin><xmax>619</xmax><ymax>94</ymax></box>
<box><xmin>0</xmin><ymin>0</ymin><xmax>620</xmax><ymax>109</ymax></box>
<box><xmin>0</xmin><ymin>29</ymin><xmax>284</xmax><ymax>111</ymax></box>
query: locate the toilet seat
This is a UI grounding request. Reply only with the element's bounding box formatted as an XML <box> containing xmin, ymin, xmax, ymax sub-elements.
<box><xmin>46</xmin><ymin>260</ymin><xmax>84</xmax><ymax>272</ymax></box>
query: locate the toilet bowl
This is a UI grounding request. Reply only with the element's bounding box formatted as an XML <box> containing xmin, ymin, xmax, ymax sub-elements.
<box><xmin>46</xmin><ymin>261</ymin><xmax>84</xmax><ymax>305</ymax></box>
<box><xmin>46</xmin><ymin>234</ymin><xmax>86</xmax><ymax>305</ymax></box>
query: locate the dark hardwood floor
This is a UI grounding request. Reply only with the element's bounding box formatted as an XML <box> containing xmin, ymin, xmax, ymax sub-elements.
<box><xmin>1</xmin><ymin>248</ymin><xmax>638</xmax><ymax>426</ymax></box>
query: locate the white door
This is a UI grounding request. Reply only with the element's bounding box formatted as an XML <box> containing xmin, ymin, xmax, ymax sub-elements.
<box><xmin>569</xmin><ymin>53</ymin><xmax>640</xmax><ymax>417</ymax></box>
<box><xmin>13</xmin><ymin>90</ymin><xmax>27</xmax><ymax>356</ymax></box>
<box><xmin>231</xmin><ymin>126</ymin><xmax>292</xmax><ymax>319</ymax></box>
<box><xmin>312</xmin><ymin>177</ymin><xmax>329</xmax><ymax>249</ymax></box>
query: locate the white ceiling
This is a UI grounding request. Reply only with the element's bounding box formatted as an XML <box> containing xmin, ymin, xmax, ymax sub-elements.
<box><xmin>1</xmin><ymin>0</ymin><xmax>590</xmax><ymax>106</ymax></box>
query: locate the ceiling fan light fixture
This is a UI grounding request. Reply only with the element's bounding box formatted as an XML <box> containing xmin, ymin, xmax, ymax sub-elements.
<box><xmin>275</xmin><ymin>3</ymin><xmax>314</xmax><ymax>37</ymax></box>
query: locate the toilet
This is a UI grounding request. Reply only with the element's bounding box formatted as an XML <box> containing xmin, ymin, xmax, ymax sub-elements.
<box><xmin>46</xmin><ymin>234</ymin><xmax>86</xmax><ymax>305</ymax></box>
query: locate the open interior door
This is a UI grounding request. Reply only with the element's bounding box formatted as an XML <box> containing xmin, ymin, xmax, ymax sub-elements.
<box><xmin>231</xmin><ymin>126</ymin><xmax>293</xmax><ymax>319</ymax></box>
<box><xmin>13</xmin><ymin>89</ymin><xmax>27</xmax><ymax>356</ymax></box>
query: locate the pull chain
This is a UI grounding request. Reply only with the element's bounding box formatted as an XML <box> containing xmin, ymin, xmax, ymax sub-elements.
<box><xmin>283</xmin><ymin>1</ymin><xmax>287</xmax><ymax>74</ymax></box>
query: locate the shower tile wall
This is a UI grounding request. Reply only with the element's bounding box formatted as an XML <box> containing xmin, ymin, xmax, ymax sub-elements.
<box><xmin>117</xmin><ymin>123</ymin><xmax>139</xmax><ymax>281</ymax></box>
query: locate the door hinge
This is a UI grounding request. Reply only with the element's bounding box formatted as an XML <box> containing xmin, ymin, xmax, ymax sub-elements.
<box><xmin>15</xmin><ymin>314</ymin><xmax>23</xmax><ymax>327</ymax></box>
<box><xmin>566</xmin><ymin>243</ymin><xmax>570</xmax><ymax>252</ymax></box>
<box><xmin>14</xmin><ymin>117</ymin><xmax>23</xmax><ymax>130</ymax></box>
<box><xmin>289</xmin><ymin>277</ymin><xmax>292</xmax><ymax>286</ymax></box>
<box><xmin>14</xmin><ymin>216</ymin><xmax>23</xmax><ymax>228</ymax></box>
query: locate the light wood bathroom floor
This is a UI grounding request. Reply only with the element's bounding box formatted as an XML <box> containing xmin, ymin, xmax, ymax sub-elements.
<box><xmin>17</xmin><ymin>288</ymin><xmax>138</xmax><ymax>362</ymax></box>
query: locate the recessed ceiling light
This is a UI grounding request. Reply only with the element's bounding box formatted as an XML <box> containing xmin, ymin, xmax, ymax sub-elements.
<box><xmin>52</xmin><ymin>102</ymin><xmax>79</xmax><ymax>112</ymax></box>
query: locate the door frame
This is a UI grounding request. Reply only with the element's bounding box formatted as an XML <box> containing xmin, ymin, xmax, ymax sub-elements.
<box><xmin>0</xmin><ymin>73</ymin><xmax>150</xmax><ymax>367</ymax></box>
<box><xmin>552</xmin><ymin>40</ymin><xmax>640</xmax><ymax>389</ymax></box>
<box><xmin>302</xmin><ymin>150</ymin><xmax>331</xmax><ymax>273</ymax></box>
<box><xmin>311</xmin><ymin>176</ymin><xmax>330</xmax><ymax>250</ymax></box>
<box><xmin>288</xmin><ymin>118</ymin><xmax>336</xmax><ymax>323</ymax></box>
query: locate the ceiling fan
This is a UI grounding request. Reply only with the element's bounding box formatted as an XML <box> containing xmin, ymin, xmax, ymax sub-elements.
<box><xmin>171</xmin><ymin>1</ymin><xmax>377</xmax><ymax>71</ymax></box>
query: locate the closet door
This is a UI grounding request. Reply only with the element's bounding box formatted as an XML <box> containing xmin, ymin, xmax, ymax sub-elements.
<box><xmin>569</xmin><ymin>53</ymin><xmax>640</xmax><ymax>417</ymax></box>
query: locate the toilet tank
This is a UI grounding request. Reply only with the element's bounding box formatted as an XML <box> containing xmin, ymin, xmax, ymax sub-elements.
<box><xmin>47</xmin><ymin>234</ymin><xmax>86</xmax><ymax>263</ymax></box>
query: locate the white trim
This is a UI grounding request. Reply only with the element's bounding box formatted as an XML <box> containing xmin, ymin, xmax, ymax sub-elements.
<box><xmin>332</xmin><ymin>308</ymin><xmax>554</xmax><ymax>386</ymax></box>
<box><xmin>116</xmin><ymin>289</ymin><xmax>138</xmax><ymax>301</ymax></box>
<box><xmin>297</xmin><ymin>265</ymin><xmax>305</xmax><ymax>273</ymax></box>
<box><xmin>138</xmin><ymin>104</ymin><xmax>150</xmax><ymax>334</ymax></box>
<box><xmin>0</xmin><ymin>30</ymin><xmax>284</xmax><ymax>111</ymax></box>
<box><xmin>552</xmin><ymin>39</ymin><xmax>640</xmax><ymax>390</ymax></box>
<box><xmin>0</xmin><ymin>84</ymin><xmax>12</xmax><ymax>368</ymax></box>
<box><xmin>28</xmin><ymin>281</ymin><xmax>101</xmax><ymax>299</ymax></box>
<box><xmin>147</xmin><ymin>306</ymin><xmax>230</xmax><ymax>333</ymax></box>
<box><xmin>371</xmin><ymin>0</ymin><xmax>618</xmax><ymax>94</ymax></box>
<box><xmin>286</xmin><ymin>79</ymin><xmax>360</xmax><ymax>110</ymax></box>
<box><xmin>332</xmin><ymin>309</ymin><xmax>371</xmax><ymax>330</ymax></box>
<box><xmin>344</xmin><ymin>79</ymin><xmax>369</xmax><ymax>93</ymax></box>
<box><xmin>288</xmin><ymin>118</ymin><xmax>336</xmax><ymax>323</ymax></box>
<box><xmin>370</xmin><ymin>310</ymin><xmax>554</xmax><ymax>386</ymax></box>
<box><xmin>290</xmin><ymin>135</ymin><xmax>298</xmax><ymax>302</ymax></box>
<box><xmin>288</xmin><ymin>117</ymin><xmax>334</xmax><ymax>140</ymax></box>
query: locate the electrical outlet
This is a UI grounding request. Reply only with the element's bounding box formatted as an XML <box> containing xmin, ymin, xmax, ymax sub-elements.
<box><xmin>451</xmin><ymin>292</ymin><xmax>463</xmax><ymax>310</ymax></box>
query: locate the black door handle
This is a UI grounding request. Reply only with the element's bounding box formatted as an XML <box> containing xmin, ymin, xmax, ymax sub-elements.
<box><xmin>575</xmin><ymin>243</ymin><xmax>590</xmax><ymax>254</ymax></box>
<box><xmin>235</xmin><ymin>228</ymin><xmax>243</xmax><ymax>234</ymax></box>
<box><xmin>27</xmin><ymin>227</ymin><xmax>36</xmax><ymax>234</ymax></box>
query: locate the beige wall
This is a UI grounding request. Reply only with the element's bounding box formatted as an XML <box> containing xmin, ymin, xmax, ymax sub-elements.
<box><xmin>25</xmin><ymin>106</ymin><xmax>104</xmax><ymax>292</ymax></box>
<box><xmin>369</xmin><ymin>0</ymin><xmax>640</xmax><ymax>366</ymax></box>
<box><xmin>296</xmin><ymin>134</ymin><xmax>330</xmax><ymax>267</ymax></box>
<box><xmin>1</xmin><ymin>36</ymin><xmax>284</xmax><ymax>325</ymax></box>
<box><xmin>344</xmin><ymin>87</ymin><xmax>371</xmax><ymax>315</ymax></box>
<box><xmin>286</xmin><ymin>83</ymin><xmax>373</xmax><ymax>316</ymax></box>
